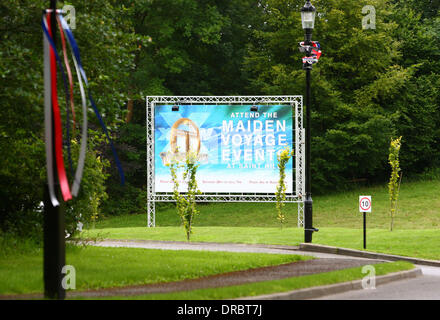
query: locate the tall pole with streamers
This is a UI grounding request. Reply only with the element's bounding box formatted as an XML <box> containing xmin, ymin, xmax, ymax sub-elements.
<box><xmin>43</xmin><ymin>0</ymin><xmax>66</xmax><ymax>300</ymax></box>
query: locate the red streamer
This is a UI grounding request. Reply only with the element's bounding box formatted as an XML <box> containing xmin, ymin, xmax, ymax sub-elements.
<box><xmin>47</xmin><ymin>13</ymin><xmax>72</xmax><ymax>202</ymax></box>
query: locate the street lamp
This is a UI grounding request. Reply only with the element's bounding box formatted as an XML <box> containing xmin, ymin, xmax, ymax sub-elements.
<box><xmin>301</xmin><ymin>1</ymin><xmax>316</xmax><ymax>32</ymax></box>
<box><xmin>300</xmin><ymin>1</ymin><xmax>318</xmax><ymax>243</ymax></box>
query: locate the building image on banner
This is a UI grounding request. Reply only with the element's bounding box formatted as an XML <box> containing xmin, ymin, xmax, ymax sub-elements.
<box><xmin>146</xmin><ymin>96</ymin><xmax>304</xmax><ymax>228</ymax></box>
<box><xmin>159</xmin><ymin>117</ymin><xmax>203</xmax><ymax>166</ymax></box>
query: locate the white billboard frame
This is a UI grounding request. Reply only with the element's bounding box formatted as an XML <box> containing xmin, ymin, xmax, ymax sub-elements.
<box><xmin>146</xmin><ymin>96</ymin><xmax>305</xmax><ymax>228</ymax></box>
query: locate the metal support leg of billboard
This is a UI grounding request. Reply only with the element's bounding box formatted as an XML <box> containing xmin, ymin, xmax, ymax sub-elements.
<box><xmin>147</xmin><ymin>200</ymin><xmax>155</xmax><ymax>228</ymax></box>
<box><xmin>295</xmin><ymin>97</ymin><xmax>305</xmax><ymax>227</ymax></box>
<box><xmin>146</xmin><ymin>96</ymin><xmax>305</xmax><ymax>228</ymax></box>
<box><xmin>146</xmin><ymin>96</ymin><xmax>155</xmax><ymax>228</ymax></box>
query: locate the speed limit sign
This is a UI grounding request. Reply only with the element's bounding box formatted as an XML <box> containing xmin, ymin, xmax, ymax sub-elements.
<box><xmin>359</xmin><ymin>196</ymin><xmax>372</xmax><ymax>213</ymax></box>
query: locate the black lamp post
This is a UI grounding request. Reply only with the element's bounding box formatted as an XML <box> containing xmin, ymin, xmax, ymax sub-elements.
<box><xmin>300</xmin><ymin>1</ymin><xmax>318</xmax><ymax>243</ymax></box>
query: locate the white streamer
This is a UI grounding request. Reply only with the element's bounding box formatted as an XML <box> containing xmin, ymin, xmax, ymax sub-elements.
<box><xmin>43</xmin><ymin>27</ymin><xmax>60</xmax><ymax>207</ymax></box>
<box><xmin>70</xmin><ymin>46</ymin><xmax>87</xmax><ymax>196</ymax></box>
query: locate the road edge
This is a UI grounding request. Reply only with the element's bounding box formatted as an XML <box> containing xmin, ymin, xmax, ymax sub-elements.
<box><xmin>299</xmin><ymin>243</ymin><xmax>440</xmax><ymax>267</ymax></box>
<box><xmin>236</xmin><ymin>267</ymin><xmax>422</xmax><ymax>300</ymax></box>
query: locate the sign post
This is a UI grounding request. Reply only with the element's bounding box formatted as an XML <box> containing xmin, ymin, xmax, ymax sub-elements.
<box><xmin>359</xmin><ymin>196</ymin><xmax>371</xmax><ymax>249</ymax></box>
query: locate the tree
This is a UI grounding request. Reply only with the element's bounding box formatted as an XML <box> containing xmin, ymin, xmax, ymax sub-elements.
<box><xmin>243</xmin><ymin>0</ymin><xmax>416</xmax><ymax>192</ymax></box>
<box><xmin>389</xmin><ymin>1</ymin><xmax>440</xmax><ymax>174</ymax></box>
<box><xmin>0</xmin><ymin>0</ymin><xmax>138</xmax><ymax>235</ymax></box>
<box><xmin>276</xmin><ymin>147</ymin><xmax>294</xmax><ymax>227</ymax></box>
<box><xmin>126</xmin><ymin>0</ymin><xmax>262</xmax><ymax>97</ymax></box>
<box><xmin>388</xmin><ymin>136</ymin><xmax>402</xmax><ymax>231</ymax></box>
<box><xmin>103</xmin><ymin>0</ymin><xmax>264</xmax><ymax>216</ymax></box>
<box><xmin>169</xmin><ymin>153</ymin><xmax>201</xmax><ymax>241</ymax></box>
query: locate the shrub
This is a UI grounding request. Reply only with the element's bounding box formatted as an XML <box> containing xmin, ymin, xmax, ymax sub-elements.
<box><xmin>388</xmin><ymin>136</ymin><xmax>402</xmax><ymax>231</ymax></box>
<box><xmin>169</xmin><ymin>152</ymin><xmax>201</xmax><ymax>241</ymax></box>
<box><xmin>276</xmin><ymin>147</ymin><xmax>294</xmax><ymax>228</ymax></box>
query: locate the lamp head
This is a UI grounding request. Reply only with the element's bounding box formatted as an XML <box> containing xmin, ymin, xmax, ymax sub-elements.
<box><xmin>301</xmin><ymin>1</ymin><xmax>316</xmax><ymax>30</ymax></box>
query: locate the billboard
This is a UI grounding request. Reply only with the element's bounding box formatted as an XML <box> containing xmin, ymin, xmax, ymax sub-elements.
<box><xmin>154</xmin><ymin>104</ymin><xmax>293</xmax><ymax>193</ymax></box>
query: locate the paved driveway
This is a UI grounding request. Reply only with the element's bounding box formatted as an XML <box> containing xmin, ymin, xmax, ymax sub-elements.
<box><xmin>314</xmin><ymin>265</ymin><xmax>440</xmax><ymax>300</ymax></box>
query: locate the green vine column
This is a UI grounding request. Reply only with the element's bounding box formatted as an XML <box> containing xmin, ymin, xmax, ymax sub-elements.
<box><xmin>169</xmin><ymin>152</ymin><xmax>201</xmax><ymax>241</ymax></box>
<box><xmin>275</xmin><ymin>147</ymin><xmax>294</xmax><ymax>228</ymax></box>
<box><xmin>388</xmin><ymin>136</ymin><xmax>402</xmax><ymax>232</ymax></box>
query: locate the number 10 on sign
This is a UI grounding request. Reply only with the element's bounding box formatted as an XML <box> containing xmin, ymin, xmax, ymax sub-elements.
<box><xmin>359</xmin><ymin>196</ymin><xmax>371</xmax><ymax>249</ymax></box>
<box><xmin>359</xmin><ymin>196</ymin><xmax>372</xmax><ymax>213</ymax></box>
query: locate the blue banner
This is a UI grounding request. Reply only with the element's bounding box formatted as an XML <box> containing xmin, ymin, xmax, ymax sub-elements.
<box><xmin>154</xmin><ymin>105</ymin><xmax>293</xmax><ymax>193</ymax></box>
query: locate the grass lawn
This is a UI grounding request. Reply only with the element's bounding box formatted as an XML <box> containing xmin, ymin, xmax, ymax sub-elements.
<box><xmin>0</xmin><ymin>245</ymin><xmax>309</xmax><ymax>295</ymax></box>
<box><xmin>96</xmin><ymin>179</ymin><xmax>440</xmax><ymax>230</ymax></box>
<box><xmin>3</xmin><ymin>179</ymin><xmax>435</xmax><ymax>297</ymax></box>
<box><xmin>76</xmin><ymin>261</ymin><xmax>415</xmax><ymax>300</ymax></box>
<box><xmin>82</xmin><ymin>178</ymin><xmax>440</xmax><ymax>260</ymax></box>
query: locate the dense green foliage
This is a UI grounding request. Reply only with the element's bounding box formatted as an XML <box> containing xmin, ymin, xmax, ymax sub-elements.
<box><xmin>0</xmin><ymin>0</ymin><xmax>438</xmax><ymax>236</ymax></box>
<box><xmin>244</xmin><ymin>0</ymin><xmax>439</xmax><ymax>191</ymax></box>
<box><xmin>0</xmin><ymin>0</ymin><xmax>139</xmax><ymax>236</ymax></box>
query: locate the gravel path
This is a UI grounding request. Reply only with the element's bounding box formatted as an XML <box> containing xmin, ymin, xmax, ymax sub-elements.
<box><xmin>89</xmin><ymin>239</ymin><xmax>381</xmax><ymax>260</ymax></box>
<box><xmin>66</xmin><ymin>257</ymin><xmax>381</xmax><ymax>298</ymax></box>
